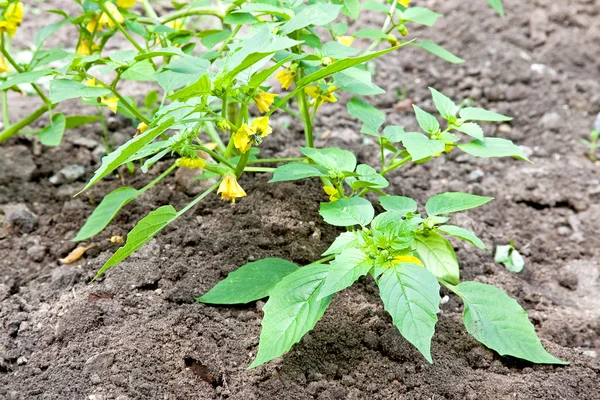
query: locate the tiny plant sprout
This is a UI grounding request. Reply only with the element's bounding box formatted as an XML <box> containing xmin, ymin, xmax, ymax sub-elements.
<box><xmin>0</xmin><ymin>0</ymin><xmax>566</xmax><ymax>369</ymax></box>
<box><xmin>495</xmin><ymin>239</ymin><xmax>525</xmax><ymax>273</ymax></box>
<box><xmin>581</xmin><ymin>129</ymin><xmax>598</xmax><ymax>162</ymax></box>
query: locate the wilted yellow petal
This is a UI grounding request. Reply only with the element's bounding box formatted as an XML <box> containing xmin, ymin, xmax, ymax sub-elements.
<box><xmin>60</xmin><ymin>245</ymin><xmax>95</xmax><ymax>264</ymax></box>
<box><xmin>135</xmin><ymin>122</ymin><xmax>148</xmax><ymax>136</ymax></box>
<box><xmin>109</xmin><ymin>236</ymin><xmax>124</xmax><ymax>244</ymax></box>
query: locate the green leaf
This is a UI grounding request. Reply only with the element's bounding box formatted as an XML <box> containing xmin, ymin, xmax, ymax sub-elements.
<box><xmin>401</xmin><ymin>131</ymin><xmax>445</xmax><ymax>161</ymax></box>
<box><xmin>65</xmin><ymin>115</ymin><xmax>100</xmax><ymax>129</ymax></box>
<box><xmin>301</xmin><ymin>147</ymin><xmax>356</xmax><ymax>172</ymax></box>
<box><xmin>458</xmin><ymin>137</ymin><xmax>531</xmax><ymax>162</ymax></box>
<box><xmin>323</xmin><ymin>231</ymin><xmax>360</xmax><ymax>256</ymax></box>
<box><xmin>377</xmin><ymin>263</ymin><xmax>441</xmax><ymax>363</ymax></box>
<box><xmin>415</xmin><ymin>232</ymin><xmax>459</xmax><ymax>285</ymax></box>
<box><xmin>198</xmin><ymin>258</ymin><xmax>299</xmax><ymax>304</ymax></box>
<box><xmin>354</xmin><ymin>28</ymin><xmax>388</xmax><ymax>39</ymax></box>
<box><xmin>347</xmin><ymin>164</ymin><xmax>389</xmax><ymax>190</ymax></box>
<box><xmin>382</xmin><ymin>125</ymin><xmax>405</xmax><ymax>142</ymax></box>
<box><xmin>249</xmin><ymin>263</ymin><xmax>332</xmax><ymax>368</ymax></box>
<box><xmin>35</xmin><ymin>18</ymin><xmax>68</xmax><ymax>48</ymax></box>
<box><xmin>49</xmin><ymin>79</ymin><xmax>111</xmax><ymax>103</ymax></box>
<box><xmin>429</xmin><ymin>87</ymin><xmax>457</xmax><ymax>119</ymax></box>
<box><xmin>93</xmin><ymin>205</ymin><xmax>178</xmax><ymax>280</ymax></box>
<box><xmin>487</xmin><ymin>0</ymin><xmax>505</xmax><ymax>16</ymax></box>
<box><xmin>418</xmin><ymin>40</ymin><xmax>465</xmax><ymax>64</ymax></box>
<box><xmin>425</xmin><ymin>192</ymin><xmax>494</xmax><ymax>216</ymax></box>
<box><xmin>121</xmin><ymin>59</ymin><xmax>156</xmax><ymax>81</ymax></box>
<box><xmin>156</xmin><ymin>55</ymin><xmax>209</xmax><ymax>92</ymax></box>
<box><xmin>73</xmin><ymin>187</ymin><xmax>139</xmax><ymax>242</ymax></box>
<box><xmin>78</xmin><ymin>118</ymin><xmax>173</xmax><ymax>194</ymax></box>
<box><xmin>39</xmin><ymin>113</ymin><xmax>66</xmax><ymax>147</ymax></box>
<box><xmin>347</xmin><ymin>97</ymin><xmax>386</xmax><ymax>135</ymax></box>
<box><xmin>334</xmin><ymin>68</ymin><xmax>385</xmax><ymax>96</ymax></box>
<box><xmin>454</xmin><ymin>122</ymin><xmax>484</xmax><ymax>141</ymax></box>
<box><xmin>0</xmin><ymin>69</ymin><xmax>54</xmax><ymax>90</ymax></box>
<box><xmin>279</xmin><ymin>4</ymin><xmax>342</xmax><ymax>35</ymax></box>
<box><xmin>372</xmin><ymin>215</ymin><xmax>416</xmax><ymax>251</ymax></box>
<box><xmin>167</xmin><ymin>74</ymin><xmax>211</xmax><ymax>101</ymax></box>
<box><xmin>379</xmin><ymin>196</ymin><xmax>418</xmax><ymax>215</ymax></box>
<box><xmin>233</xmin><ymin>4</ymin><xmax>294</xmax><ymax>19</ymax></box>
<box><xmin>454</xmin><ymin>281</ymin><xmax>567</xmax><ymax>364</ymax></box>
<box><xmin>459</xmin><ymin>107</ymin><xmax>511</xmax><ymax>122</ymax></box>
<box><xmin>413</xmin><ymin>105</ymin><xmax>440</xmax><ymax>133</ymax></box>
<box><xmin>494</xmin><ymin>244</ymin><xmax>525</xmax><ymax>273</ymax></box>
<box><xmin>319</xmin><ymin>248</ymin><xmax>373</xmax><ymax>299</ymax></box>
<box><xmin>223</xmin><ymin>11</ymin><xmax>256</xmax><ymax>25</ymax></box>
<box><xmin>269</xmin><ymin>162</ymin><xmax>329</xmax><ymax>182</ymax></box>
<box><xmin>342</xmin><ymin>0</ymin><xmax>360</xmax><ymax>19</ymax></box>
<box><xmin>403</xmin><ymin>7</ymin><xmax>443</xmax><ymax>27</ymax></box>
<box><xmin>438</xmin><ymin>225</ymin><xmax>487</xmax><ymax>250</ymax></box>
<box><xmin>249</xmin><ymin>54</ymin><xmax>298</xmax><ymax>88</ymax></box>
<box><xmin>321</xmin><ymin>42</ymin><xmax>360</xmax><ymax>59</ymax></box>
<box><xmin>319</xmin><ymin>197</ymin><xmax>375</xmax><ymax>227</ymax></box>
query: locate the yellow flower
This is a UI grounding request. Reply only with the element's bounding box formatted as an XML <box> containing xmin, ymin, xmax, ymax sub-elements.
<box><xmin>165</xmin><ymin>18</ymin><xmax>184</xmax><ymax>30</ymax></box>
<box><xmin>233</xmin><ymin>123</ymin><xmax>254</xmax><ymax>153</ymax></box>
<box><xmin>86</xmin><ymin>14</ymin><xmax>103</xmax><ymax>33</ymax></box>
<box><xmin>0</xmin><ymin>20</ymin><xmax>17</xmax><ymax>37</ymax></box>
<box><xmin>275</xmin><ymin>67</ymin><xmax>295</xmax><ymax>90</ymax></box>
<box><xmin>399</xmin><ymin>0</ymin><xmax>411</xmax><ymax>7</ymax></box>
<box><xmin>305</xmin><ymin>85</ymin><xmax>338</xmax><ymax>109</ymax></box>
<box><xmin>117</xmin><ymin>0</ymin><xmax>136</xmax><ymax>8</ymax></box>
<box><xmin>218</xmin><ymin>174</ymin><xmax>246</xmax><ymax>203</ymax></box>
<box><xmin>99</xmin><ymin>2</ymin><xmax>124</xmax><ymax>28</ymax></box>
<box><xmin>0</xmin><ymin>55</ymin><xmax>8</xmax><ymax>73</ymax></box>
<box><xmin>337</xmin><ymin>36</ymin><xmax>354</xmax><ymax>47</ymax></box>
<box><xmin>392</xmin><ymin>255</ymin><xmax>423</xmax><ymax>266</ymax></box>
<box><xmin>323</xmin><ymin>186</ymin><xmax>341</xmax><ymax>202</ymax></box>
<box><xmin>101</xmin><ymin>96</ymin><xmax>119</xmax><ymax>113</ymax></box>
<box><xmin>176</xmin><ymin>157</ymin><xmax>206</xmax><ymax>169</ymax></box>
<box><xmin>254</xmin><ymin>90</ymin><xmax>277</xmax><ymax>114</ymax></box>
<box><xmin>136</xmin><ymin>122</ymin><xmax>148</xmax><ymax>136</ymax></box>
<box><xmin>76</xmin><ymin>38</ymin><xmax>93</xmax><ymax>56</ymax></box>
<box><xmin>4</xmin><ymin>2</ymin><xmax>23</xmax><ymax>24</ymax></box>
<box><xmin>251</xmin><ymin>116</ymin><xmax>272</xmax><ymax>138</ymax></box>
<box><xmin>84</xmin><ymin>77</ymin><xmax>96</xmax><ymax>86</ymax></box>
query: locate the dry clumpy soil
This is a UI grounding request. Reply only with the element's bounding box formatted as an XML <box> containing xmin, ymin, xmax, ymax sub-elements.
<box><xmin>2</xmin><ymin>0</ymin><xmax>600</xmax><ymax>399</ymax></box>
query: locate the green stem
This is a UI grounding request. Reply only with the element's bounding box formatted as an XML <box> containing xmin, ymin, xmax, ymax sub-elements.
<box><xmin>381</xmin><ymin>155</ymin><xmax>411</xmax><ymax>175</ymax></box>
<box><xmin>307</xmin><ymin>255</ymin><xmax>335</xmax><ymax>266</ymax></box>
<box><xmin>194</xmin><ymin>145</ymin><xmax>236</xmax><ymax>170</ymax></box>
<box><xmin>379</xmin><ymin>137</ymin><xmax>385</xmax><ymax>168</ymax></box>
<box><xmin>137</xmin><ymin>6</ymin><xmax>230</xmax><ymax>25</ymax></box>
<box><xmin>177</xmin><ymin>180</ymin><xmax>221</xmax><ymax>216</ymax></box>
<box><xmin>297</xmin><ymin>84</ymin><xmax>314</xmax><ymax>148</ymax></box>
<box><xmin>91</xmin><ymin>75</ymin><xmax>150</xmax><ymax>125</ymax></box>
<box><xmin>0</xmin><ymin>103</ymin><xmax>58</xmax><ymax>143</ymax></box>
<box><xmin>138</xmin><ymin>163</ymin><xmax>177</xmax><ymax>195</ymax></box>
<box><xmin>1</xmin><ymin>90</ymin><xmax>8</xmax><ymax>127</ymax></box>
<box><xmin>204</xmin><ymin>122</ymin><xmax>227</xmax><ymax>153</ymax></box>
<box><xmin>235</xmin><ymin>151</ymin><xmax>250</xmax><ymax>178</ymax></box>
<box><xmin>244</xmin><ymin>166</ymin><xmax>275</xmax><ymax>173</ymax></box>
<box><xmin>98</xmin><ymin>2</ymin><xmax>145</xmax><ymax>55</ymax></box>
<box><xmin>248</xmin><ymin>157</ymin><xmax>305</xmax><ymax>164</ymax></box>
<box><xmin>141</xmin><ymin>0</ymin><xmax>159</xmax><ymax>19</ymax></box>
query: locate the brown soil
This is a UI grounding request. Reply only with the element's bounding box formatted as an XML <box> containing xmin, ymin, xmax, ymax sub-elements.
<box><xmin>1</xmin><ymin>0</ymin><xmax>600</xmax><ymax>399</ymax></box>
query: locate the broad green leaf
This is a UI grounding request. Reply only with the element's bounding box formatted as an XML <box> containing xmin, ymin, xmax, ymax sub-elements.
<box><xmin>342</xmin><ymin>0</ymin><xmax>360</xmax><ymax>19</ymax></box>
<box><xmin>319</xmin><ymin>197</ymin><xmax>375</xmax><ymax>227</ymax></box>
<box><xmin>319</xmin><ymin>248</ymin><xmax>373</xmax><ymax>299</ymax></box>
<box><xmin>233</xmin><ymin>3</ymin><xmax>294</xmax><ymax>19</ymax></box>
<box><xmin>372</xmin><ymin>215</ymin><xmax>416</xmax><ymax>251</ymax></box>
<box><xmin>401</xmin><ymin>131</ymin><xmax>445</xmax><ymax>161</ymax></box>
<box><xmin>301</xmin><ymin>147</ymin><xmax>356</xmax><ymax>172</ymax></box>
<box><xmin>438</xmin><ymin>225</ymin><xmax>487</xmax><ymax>250</ymax></box>
<box><xmin>415</xmin><ymin>232</ymin><xmax>459</xmax><ymax>284</ymax></box>
<box><xmin>39</xmin><ymin>113</ymin><xmax>66</xmax><ymax>147</ymax></box>
<box><xmin>418</xmin><ymin>40</ymin><xmax>465</xmax><ymax>64</ymax></box>
<box><xmin>459</xmin><ymin>107</ymin><xmax>511</xmax><ymax>122</ymax></box>
<box><xmin>121</xmin><ymin>59</ymin><xmax>156</xmax><ymax>81</ymax></box>
<box><xmin>363</xmin><ymin>1</ymin><xmax>390</xmax><ymax>13</ymax></box>
<box><xmin>454</xmin><ymin>281</ymin><xmax>567</xmax><ymax>364</ymax></box>
<box><xmin>323</xmin><ymin>231</ymin><xmax>359</xmax><ymax>256</ymax></box>
<box><xmin>249</xmin><ymin>54</ymin><xmax>298</xmax><ymax>88</ymax></box>
<box><xmin>403</xmin><ymin>7</ymin><xmax>443</xmax><ymax>27</ymax></box>
<box><xmin>487</xmin><ymin>0</ymin><xmax>504</xmax><ymax>16</ymax></box>
<box><xmin>321</xmin><ymin>42</ymin><xmax>360</xmax><ymax>59</ymax></box>
<box><xmin>198</xmin><ymin>258</ymin><xmax>299</xmax><ymax>304</ymax></box>
<box><xmin>379</xmin><ymin>196</ymin><xmax>417</xmax><ymax>215</ymax></box>
<box><xmin>78</xmin><ymin>118</ymin><xmax>173</xmax><ymax>194</ymax></box>
<box><xmin>458</xmin><ymin>137</ymin><xmax>531</xmax><ymax>162</ymax></box>
<box><xmin>354</xmin><ymin>28</ymin><xmax>388</xmax><ymax>39</ymax></box>
<box><xmin>93</xmin><ymin>205</ymin><xmax>178</xmax><ymax>280</ymax></box>
<box><xmin>249</xmin><ymin>263</ymin><xmax>332</xmax><ymax>368</ymax></box>
<box><xmin>377</xmin><ymin>263</ymin><xmax>441</xmax><ymax>362</ymax></box>
<box><xmin>269</xmin><ymin>162</ymin><xmax>329</xmax><ymax>182</ymax></box>
<box><xmin>347</xmin><ymin>164</ymin><xmax>389</xmax><ymax>190</ymax></box>
<box><xmin>382</xmin><ymin>125</ymin><xmax>405</xmax><ymax>142</ymax></box>
<box><xmin>347</xmin><ymin>97</ymin><xmax>386</xmax><ymax>135</ymax></box>
<box><xmin>494</xmin><ymin>245</ymin><xmax>525</xmax><ymax>273</ymax></box>
<box><xmin>73</xmin><ymin>187</ymin><xmax>139</xmax><ymax>242</ymax></box>
<box><xmin>110</xmin><ymin>50</ymin><xmax>137</xmax><ymax>63</ymax></box>
<box><xmin>49</xmin><ymin>79</ymin><xmax>111</xmax><ymax>103</ymax></box>
<box><xmin>65</xmin><ymin>115</ymin><xmax>100</xmax><ymax>129</ymax></box>
<box><xmin>0</xmin><ymin>69</ymin><xmax>53</xmax><ymax>90</ymax></box>
<box><xmin>413</xmin><ymin>105</ymin><xmax>440</xmax><ymax>133</ymax></box>
<box><xmin>334</xmin><ymin>68</ymin><xmax>385</xmax><ymax>96</ymax></box>
<box><xmin>429</xmin><ymin>87</ymin><xmax>457</xmax><ymax>119</ymax></box>
<box><xmin>280</xmin><ymin>4</ymin><xmax>342</xmax><ymax>35</ymax></box>
<box><xmin>223</xmin><ymin>11</ymin><xmax>256</xmax><ymax>25</ymax></box>
<box><xmin>35</xmin><ymin>18</ymin><xmax>68</xmax><ymax>48</ymax></box>
<box><xmin>454</xmin><ymin>122</ymin><xmax>484</xmax><ymax>141</ymax></box>
<box><xmin>425</xmin><ymin>192</ymin><xmax>493</xmax><ymax>216</ymax></box>
<box><xmin>167</xmin><ymin>74</ymin><xmax>211</xmax><ymax>101</ymax></box>
<box><xmin>157</xmin><ymin>56</ymin><xmax>209</xmax><ymax>92</ymax></box>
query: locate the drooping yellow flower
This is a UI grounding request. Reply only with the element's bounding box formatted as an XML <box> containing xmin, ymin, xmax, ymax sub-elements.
<box><xmin>165</xmin><ymin>18</ymin><xmax>184</xmax><ymax>30</ymax></box>
<box><xmin>251</xmin><ymin>116</ymin><xmax>272</xmax><ymax>138</ymax></box>
<box><xmin>76</xmin><ymin>38</ymin><xmax>93</xmax><ymax>56</ymax></box>
<box><xmin>0</xmin><ymin>20</ymin><xmax>17</xmax><ymax>37</ymax></box>
<box><xmin>86</xmin><ymin>14</ymin><xmax>103</xmax><ymax>33</ymax></box>
<box><xmin>101</xmin><ymin>96</ymin><xmax>119</xmax><ymax>113</ymax></box>
<box><xmin>4</xmin><ymin>2</ymin><xmax>23</xmax><ymax>24</ymax></box>
<box><xmin>323</xmin><ymin>186</ymin><xmax>341</xmax><ymax>202</ymax></box>
<box><xmin>305</xmin><ymin>85</ymin><xmax>338</xmax><ymax>109</ymax></box>
<box><xmin>136</xmin><ymin>122</ymin><xmax>148</xmax><ymax>136</ymax></box>
<box><xmin>392</xmin><ymin>255</ymin><xmax>423</xmax><ymax>266</ymax></box>
<box><xmin>233</xmin><ymin>123</ymin><xmax>254</xmax><ymax>154</ymax></box>
<box><xmin>84</xmin><ymin>77</ymin><xmax>96</xmax><ymax>86</ymax></box>
<box><xmin>99</xmin><ymin>2</ymin><xmax>124</xmax><ymax>28</ymax></box>
<box><xmin>176</xmin><ymin>157</ymin><xmax>206</xmax><ymax>169</ymax></box>
<box><xmin>0</xmin><ymin>55</ymin><xmax>9</xmax><ymax>73</ymax></box>
<box><xmin>218</xmin><ymin>174</ymin><xmax>246</xmax><ymax>203</ymax></box>
<box><xmin>117</xmin><ymin>0</ymin><xmax>136</xmax><ymax>8</ymax></box>
<box><xmin>399</xmin><ymin>0</ymin><xmax>411</xmax><ymax>7</ymax></box>
<box><xmin>337</xmin><ymin>36</ymin><xmax>354</xmax><ymax>47</ymax></box>
<box><xmin>254</xmin><ymin>90</ymin><xmax>277</xmax><ymax>114</ymax></box>
<box><xmin>275</xmin><ymin>67</ymin><xmax>295</xmax><ymax>90</ymax></box>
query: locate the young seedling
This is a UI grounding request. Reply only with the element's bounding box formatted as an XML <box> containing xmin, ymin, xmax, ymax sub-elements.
<box><xmin>495</xmin><ymin>239</ymin><xmax>525</xmax><ymax>273</ymax></box>
<box><xmin>581</xmin><ymin>129</ymin><xmax>598</xmax><ymax>162</ymax></box>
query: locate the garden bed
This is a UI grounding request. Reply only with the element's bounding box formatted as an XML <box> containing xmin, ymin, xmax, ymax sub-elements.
<box><xmin>1</xmin><ymin>0</ymin><xmax>600</xmax><ymax>399</ymax></box>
